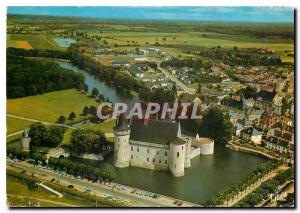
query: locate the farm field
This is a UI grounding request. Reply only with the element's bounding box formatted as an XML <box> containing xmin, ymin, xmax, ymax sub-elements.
<box><xmin>6</xmin><ymin>116</ymin><xmax>34</xmax><ymax>135</ymax></box>
<box><xmin>7</xmin><ymin>89</ymin><xmax>98</xmax><ymax>123</ymax></box>
<box><xmin>7</xmin><ymin>34</ymin><xmax>60</xmax><ymax>50</ymax></box>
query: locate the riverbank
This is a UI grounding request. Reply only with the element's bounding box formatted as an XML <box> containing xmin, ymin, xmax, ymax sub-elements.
<box><xmin>226</xmin><ymin>140</ymin><xmax>276</xmax><ymax>159</ymax></box>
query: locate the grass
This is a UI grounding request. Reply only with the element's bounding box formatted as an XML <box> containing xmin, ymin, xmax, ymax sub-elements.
<box><xmin>61</xmin><ymin>128</ymin><xmax>73</xmax><ymax>145</ymax></box>
<box><xmin>6</xmin><ymin>174</ymin><xmax>97</xmax><ymax>207</ymax></box>
<box><xmin>7</xmin><ymin>34</ymin><xmax>60</xmax><ymax>50</ymax></box>
<box><xmin>7</xmin><ymin>89</ymin><xmax>99</xmax><ymax>123</ymax></box>
<box><xmin>6</xmin><ymin>116</ymin><xmax>34</xmax><ymax>135</ymax></box>
<box><xmin>99</xmin><ymin>31</ymin><xmax>293</xmax><ymax>57</ymax></box>
<box><xmin>85</xmin><ymin>119</ymin><xmax>116</xmax><ymax>133</ymax></box>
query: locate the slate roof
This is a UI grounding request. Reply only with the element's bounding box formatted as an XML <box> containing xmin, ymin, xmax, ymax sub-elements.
<box><xmin>130</xmin><ymin>119</ymin><xmax>185</xmax><ymax>145</ymax></box>
<box><xmin>221</xmin><ymin>98</ymin><xmax>243</xmax><ymax>110</ymax></box>
<box><xmin>240</xmin><ymin>127</ymin><xmax>262</xmax><ymax>136</ymax></box>
<box><xmin>257</xmin><ymin>90</ymin><xmax>276</xmax><ymax>103</ymax></box>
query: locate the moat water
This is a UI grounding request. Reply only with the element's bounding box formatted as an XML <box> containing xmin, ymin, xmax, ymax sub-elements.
<box><xmin>57</xmin><ymin>60</ymin><xmax>266</xmax><ymax>205</ymax></box>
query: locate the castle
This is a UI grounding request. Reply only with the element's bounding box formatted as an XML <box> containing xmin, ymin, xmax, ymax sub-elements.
<box><xmin>113</xmin><ymin>114</ymin><xmax>214</xmax><ymax>177</ymax></box>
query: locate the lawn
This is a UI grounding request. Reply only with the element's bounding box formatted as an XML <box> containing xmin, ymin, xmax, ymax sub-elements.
<box><xmin>7</xmin><ymin>89</ymin><xmax>99</xmax><ymax>123</ymax></box>
<box><xmin>6</xmin><ymin>175</ymin><xmax>96</xmax><ymax>207</ymax></box>
<box><xmin>85</xmin><ymin>119</ymin><xmax>116</xmax><ymax>133</ymax></box>
<box><xmin>6</xmin><ymin>116</ymin><xmax>34</xmax><ymax>135</ymax></box>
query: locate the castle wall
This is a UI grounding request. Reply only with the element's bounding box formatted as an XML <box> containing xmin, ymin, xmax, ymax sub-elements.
<box><xmin>190</xmin><ymin>146</ymin><xmax>201</xmax><ymax>159</ymax></box>
<box><xmin>129</xmin><ymin>140</ymin><xmax>169</xmax><ymax>170</ymax></box>
<box><xmin>169</xmin><ymin>143</ymin><xmax>185</xmax><ymax>177</ymax></box>
<box><xmin>184</xmin><ymin>139</ymin><xmax>191</xmax><ymax>168</ymax></box>
<box><xmin>114</xmin><ymin>129</ymin><xmax>131</xmax><ymax>168</ymax></box>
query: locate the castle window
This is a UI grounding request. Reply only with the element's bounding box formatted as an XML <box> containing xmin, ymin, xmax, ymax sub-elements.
<box><xmin>147</xmin><ymin>149</ymin><xmax>150</xmax><ymax>153</ymax></box>
<box><xmin>165</xmin><ymin>160</ymin><xmax>167</xmax><ymax>164</ymax></box>
<box><xmin>153</xmin><ymin>159</ymin><xmax>155</xmax><ymax>163</ymax></box>
<box><xmin>131</xmin><ymin>155</ymin><xmax>133</xmax><ymax>159</ymax></box>
<box><xmin>137</xmin><ymin>147</ymin><xmax>139</xmax><ymax>152</ymax></box>
<box><xmin>131</xmin><ymin>146</ymin><xmax>133</xmax><ymax>151</ymax></box>
<box><xmin>182</xmin><ymin>146</ymin><xmax>184</xmax><ymax>150</ymax></box>
<box><xmin>157</xmin><ymin>151</ymin><xmax>159</xmax><ymax>155</ymax></box>
<box><xmin>147</xmin><ymin>158</ymin><xmax>149</xmax><ymax>162</ymax></box>
<box><xmin>118</xmin><ymin>138</ymin><xmax>119</xmax><ymax>142</ymax></box>
<box><xmin>165</xmin><ymin>152</ymin><xmax>167</xmax><ymax>156</ymax></box>
<box><xmin>177</xmin><ymin>152</ymin><xmax>179</xmax><ymax>158</ymax></box>
<box><xmin>159</xmin><ymin>159</ymin><xmax>161</xmax><ymax>164</ymax></box>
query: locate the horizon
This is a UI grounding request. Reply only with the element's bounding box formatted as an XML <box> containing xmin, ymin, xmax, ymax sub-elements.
<box><xmin>7</xmin><ymin>6</ymin><xmax>294</xmax><ymax>23</ymax></box>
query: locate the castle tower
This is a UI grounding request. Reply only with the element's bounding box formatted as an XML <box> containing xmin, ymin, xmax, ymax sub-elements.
<box><xmin>21</xmin><ymin>129</ymin><xmax>31</xmax><ymax>152</ymax></box>
<box><xmin>169</xmin><ymin>141</ymin><xmax>185</xmax><ymax>177</ymax></box>
<box><xmin>113</xmin><ymin>114</ymin><xmax>131</xmax><ymax>168</ymax></box>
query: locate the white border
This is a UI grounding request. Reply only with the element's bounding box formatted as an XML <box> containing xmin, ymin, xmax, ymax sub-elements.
<box><xmin>1</xmin><ymin>1</ymin><xmax>298</xmax><ymax>213</ymax></box>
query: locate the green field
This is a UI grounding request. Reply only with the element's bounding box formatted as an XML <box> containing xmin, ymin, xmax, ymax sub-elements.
<box><xmin>7</xmin><ymin>34</ymin><xmax>60</xmax><ymax>50</ymax></box>
<box><xmin>7</xmin><ymin>89</ymin><xmax>98</xmax><ymax>123</ymax></box>
<box><xmin>7</xmin><ymin>174</ymin><xmax>98</xmax><ymax>207</ymax></box>
<box><xmin>6</xmin><ymin>116</ymin><xmax>34</xmax><ymax>135</ymax></box>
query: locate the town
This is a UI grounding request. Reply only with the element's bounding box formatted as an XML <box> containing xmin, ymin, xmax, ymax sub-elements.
<box><xmin>6</xmin><ymin>7</ymin><xmax>294</xmax><ymax>208</ymax></box>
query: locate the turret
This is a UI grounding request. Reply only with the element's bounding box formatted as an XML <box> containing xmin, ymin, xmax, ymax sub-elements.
<box><xmin>113</xmin><ymin>114</ymin><xmax>131</xmax><ymax>168</ymax></box>
<box><xmin>169</xmin><ymin>139</ymin><xmax>185</xmax><ymax>177</ymax></box>
<box><xmin>21</xmin><ymin>129</ymin><xmax>30</xmax><ymax>152</ymax></box>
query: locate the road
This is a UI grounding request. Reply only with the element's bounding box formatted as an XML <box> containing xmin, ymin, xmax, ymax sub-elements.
<box><xmin>158</xmin><ymin>64</ymin><xmax>196</xmax><ymax>95</ymax></box>
<box><xmin>7</xmin><ymin>161</ymin><xmax>199</xmax><ymax>207</ymax></box>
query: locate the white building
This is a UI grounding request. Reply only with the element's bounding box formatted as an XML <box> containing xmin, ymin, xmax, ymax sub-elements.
<box><xmin>113</xmin><ymin>115</ymin><xmax>214</xmax><ymax>177</ymax></box>
<box><xmin>240</xmin><ymin>127</ymin><xmax>263</xmax><ymax>145</ymax></box>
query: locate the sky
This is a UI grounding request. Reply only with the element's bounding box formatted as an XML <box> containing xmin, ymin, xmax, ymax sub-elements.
<box><xmin>7</xmin><ymin>6</ymin><xmax>294</xmax><ymax>23</ymax></box>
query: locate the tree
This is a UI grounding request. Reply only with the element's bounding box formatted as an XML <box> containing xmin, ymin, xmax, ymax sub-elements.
<box><xmin>199</xmin><ymin>108</ymin><xmax>233</xmax><ymax>144</ymax></box>
<box><xmin>57</xmin><ymin>115</ymin><xmax>66</xmax><ymax>124</ymax></box>
<box><xmin>92</xmin><ymin>88</ymin><xmax>99</xmax><ymax>97</ymax></box>
<box><xmin>69</xmin><ymin>112</ymin><xmax>76</xmax><ymax>120</ymax></box>
<box><xmin>27</xmin><ymin>180</ymin><xmax>38</xmax><ymax>190</ymax></box>
<box><xmin>71</xmin><ymin>129</ymin><xmax>107</xmax><ymax>154</ymax></box>
<box><xmin>29</xmin><ymin>122</ymin><xmax>47</xmax><ymax>148</ymax></box>
<box><xmin>172</xmin><ymin>82</ymin><xmax>177</xmax><ymax>97</ymax></box>
<box><xmin>196</xmin><ymin>83</ymin><xmax>202</xmax><ymax>94</ymax></box>
<box><xmin>89</xmin><ymin>106</ymin><xmax>97</xmax><ymax>116</ymax></box>
<box><xmin>83</xmin><ymin>83</ymin><xmax>89</xmax><ymax>93</ymax></box>
<box><xmin>83</xmin><ymin>106</ymin><xmax>90</xmax><ymax>115</ymax></box>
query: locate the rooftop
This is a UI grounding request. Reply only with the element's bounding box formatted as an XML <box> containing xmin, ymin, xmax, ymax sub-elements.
<box><xmin>130</xmin><ymin>119</ymin><xmax>185</xmax><ymax>145</ymax></box>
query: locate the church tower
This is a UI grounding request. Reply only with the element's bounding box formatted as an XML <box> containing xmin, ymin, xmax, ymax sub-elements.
<box><xmin>21</xmin><ymin>129</ymin><xmax>31</xmax><ymax>152</ymax></box>
<box><xmin>113</xmin><ymin>114</ymin><xmax>131</xmax><ymax>168</ymax></box>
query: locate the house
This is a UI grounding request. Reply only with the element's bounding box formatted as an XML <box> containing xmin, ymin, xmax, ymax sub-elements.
<box><xmin>112</xmin><ymin>60</ymin><xmax>131</xmax><ymax>68</ymax></box>
<box><xmin>262</xmin><ymin>135</ymin><xmax>290</xmax><ymax>154</ymax></box>
<box><xmin>240</xmin><ymin>127</ymin><xmax>263</xmax><ymax>144</ymax></box>
<box><xmin>247</xmin><ymin>109</ymin><xmax>264</xmax><ymax>121</ymax></box>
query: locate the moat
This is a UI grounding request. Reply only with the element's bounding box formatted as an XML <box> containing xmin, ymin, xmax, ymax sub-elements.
<box><xmin>57</xmin><ymin>60</ymin><xmax>267</xmax><ymax>205</ymax></box>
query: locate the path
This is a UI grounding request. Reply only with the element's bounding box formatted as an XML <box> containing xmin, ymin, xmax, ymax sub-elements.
<box><xmin>7</xmin><ymin>114</ymin><xmax>113</xmax><ymax>138</ymax></box>
<box><xmin>227</xmin><ymin>141</ymin><xmax>276</xmax><ymax>159</ymax></box>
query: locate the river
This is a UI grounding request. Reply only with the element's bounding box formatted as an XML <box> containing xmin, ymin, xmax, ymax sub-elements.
<box><xmin>55</xmin><ymin>60</ymin><xmax>266</xmax><ymax>205</ymax></box>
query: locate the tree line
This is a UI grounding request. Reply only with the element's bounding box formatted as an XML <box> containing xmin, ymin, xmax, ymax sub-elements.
<box><xmin>7</xmin><ymin>47</ymin><xmax>175</xmax><ymax>103</ymax></box>
<box><xmin>235</xmin><ymin>167</ymin><xmax>294</xmax><ymax>207</ymax></box>
<box><xmin>206</xmin><ymin>160</ymin><xmax>283</xmax><ymax>207</ymax></box>
<box><xmin>7</xmin><ymin>51</ymin><xmax>85</xmax><ymax>98</ymax></box>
